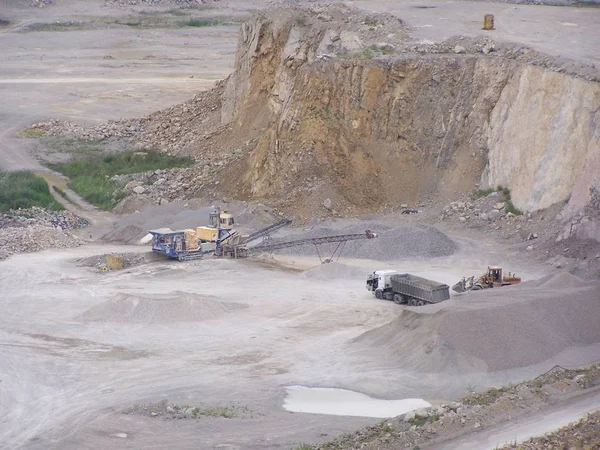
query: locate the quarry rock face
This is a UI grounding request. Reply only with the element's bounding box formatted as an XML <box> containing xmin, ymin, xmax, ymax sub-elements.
<box><xmin>483</xmin><ymin>65</ymin><xmax>600</xmax><ymax>216</ymax></box>
<box><xmin>220</xmin><ymin>9</ymin><xmax>600</xmax><ymax>218</ymax></box>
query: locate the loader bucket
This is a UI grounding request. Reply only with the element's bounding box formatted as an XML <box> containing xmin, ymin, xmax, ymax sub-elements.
<box><xmin>452</xmin><ymin>280</ymin><xmax>465</xmax><ymax>293</ymax></box>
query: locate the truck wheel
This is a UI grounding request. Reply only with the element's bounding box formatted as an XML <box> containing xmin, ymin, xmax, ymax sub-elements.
<box><xmin>375</xmin><ymin>290</ymin><xmax>383</xmax><ymax>299</ymax></box>
<box><xmin>393</xmin><ymin>294</ymin><xmax>403</xmax><ymax>305</ymax></box>
<box><xmin>416</xmin><ymin>300</ymin><xmax>425</xmax><ymax>306</ymax></box>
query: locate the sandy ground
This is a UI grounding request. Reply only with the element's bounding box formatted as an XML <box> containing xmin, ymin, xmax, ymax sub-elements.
<box><xmin>1</xmin><ymin>235</ymin><xmax>598</xmax><ymax>449</ymax></box>
<box><xmin>1</xmin><ymin>1</ymin><xmax>600</xmax><ymax>449</ymax></box>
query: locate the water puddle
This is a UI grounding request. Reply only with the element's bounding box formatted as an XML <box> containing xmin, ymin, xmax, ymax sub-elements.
<box><xmin>283</xmin><ymin>386</ymin><xmax>430</xmax><ymax>418</ymax></box>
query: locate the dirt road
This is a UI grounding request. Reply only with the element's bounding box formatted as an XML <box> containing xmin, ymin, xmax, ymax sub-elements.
<box><xmin>424</xmin><ymin>388</ymin><xmax>600</xmax><ymax>450</ymax></box>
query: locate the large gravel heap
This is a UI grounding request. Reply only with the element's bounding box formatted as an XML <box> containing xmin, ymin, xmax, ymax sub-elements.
<box><xmin>79</xmin><ymin>292</ymin><xmax>246</xmax><ymax>324</ymax></box>
<box><xmin>268</xmin><ymin>223</ymin><xmax>458</xmax><ymax>261</ymax></box>
<box><xmin>350</xmin><ymin>273</ymin><xmax>600</xmax><ymax>374</ymax></box>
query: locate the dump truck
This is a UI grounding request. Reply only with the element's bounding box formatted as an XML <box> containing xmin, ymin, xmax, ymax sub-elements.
<box><xmin>452</xmin><ymin>266</ymin><xmax>521</xmax><ymax>293</ymax></box>
<box><xmin>366</xmin><ymin>270</ymin><xmax>450</xmax><ymax>306</ymax></box>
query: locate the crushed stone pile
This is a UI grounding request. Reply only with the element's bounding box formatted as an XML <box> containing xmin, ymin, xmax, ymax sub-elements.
<box><xmin>350</xmin><ymin>274</ymin><xmax>600</xmax><ymax>374</ymax></box>
<box><xmin>0</xmin><ymin>206</ymin><xmax>88</xmax><ymax>230</ymax></box>
<box><xmin>301</xmin><ymin>262</ymin><xmax>367</xmax><ymax>281</ymax></box>
<box><xmin>77</xmin><ymin>252</ymin><xmax>148</xmax><ymax>271</ymax></box>
<box><xmin>79</xmin><ymin>292</ymin><xmax>246</xmax><ymax>324</ymax></box>
<box><xmin>268</xmin><ymin>224</ymin><xmax>458</xmax><ymax>261</ymax></box>
<box><xmin>0</xmin><ymin>225</ymin><xmax>83</xmax><ymax>261</ymax></box>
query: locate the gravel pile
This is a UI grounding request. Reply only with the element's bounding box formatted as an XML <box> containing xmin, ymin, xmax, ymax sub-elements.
<box><xmin>79</xmin><ymin>292</ymin><xmax>246</xmax><ymax>324</ymax></box>
<box><xmin>0</xmin><ymin>225</ymin><xmax>83</xmax><ymax>261</ymax></box>
<box><xmin>271</xmin><ymin>224</ymin><xmax>457</xmax><ymax>261</ymax></box>
<box><xmin>351</xmin><ymin>274</ymin><xmax>600</xmax><ymax>373</ymax></box>
<box><xmin>0</xmin><ymin>207</ymin><xmax>88</xmax><ymax>230</ymax></box>
<box><xmin>77</xmin><ymin>252</ymin><xmax>148</xmax><ymax>271</ymax></box>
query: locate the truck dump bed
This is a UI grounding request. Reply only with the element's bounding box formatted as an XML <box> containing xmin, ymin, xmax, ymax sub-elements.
<box><xmin>390</xmin><ymin>274</ymin><xmax>450</xmax><ymax>304</ymax></box>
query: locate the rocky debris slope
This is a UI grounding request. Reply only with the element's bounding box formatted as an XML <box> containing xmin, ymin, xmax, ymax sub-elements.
<box><xmin>0</xmin><ymin>207</ymin><xmax>87</xmax><ymax>260</ymax></box>
<box><xmin>0</xmin><ymin>207</ymin><xmax>88</xmax><ymax>230</ymax></box>
<box><xmin>439</xmin><ymin>186</ymin><xmax>600</xmax><ymax>277</ymax></box>
<box><xmin>0</xmin><ymin>226</ymin><xmax>83</xmax><ymax>261</ymax></box>
<box><xmin>309</xmin><ymin>364</ymin><xmax>600</xmax><ymax>450</ymax></box>
<box><xmin>502</xmin><ymin>411</ymin><xmax>600</xmax><ymax>450</ymax></box>
<box><xmin>28</xmin><ymin>6</ymin><xmax>600</xmax><ymax>224</ymax></box>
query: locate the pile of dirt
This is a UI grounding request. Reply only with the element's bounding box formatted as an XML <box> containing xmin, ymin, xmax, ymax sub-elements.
<box><xmin>79</xmin><ymin>292</ymin><xmax>246</xmax><ymax>324</ymax></box>
<box><xmin>350</xmin><ymin>274</ymin><xmax>600</xmax><ymax>374</ymax></box>
<box><xmin>0</xmin><ymin>225</ymin><xmax>83</xmax><ymax>261</ymax></box>
<box><xmin>268</xmin><ymin>224</ymin><xmax>458</xmax><ymax>261</ymax></box>
<box><xmin>301</xmin><ymin>262</ymin><xmax>367</xmax><ymax>281</ymax></box>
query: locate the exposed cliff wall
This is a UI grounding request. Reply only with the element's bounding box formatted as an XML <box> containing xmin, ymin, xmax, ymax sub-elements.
<box><xmin>218</xmin><ymin>10</ymin><xmax>599</xmax><ymax>218</ymax></box>
<box><xmin>483</xmin><ymin>66</ymin><xmax>600</xmax><ymax>214</ymax></box>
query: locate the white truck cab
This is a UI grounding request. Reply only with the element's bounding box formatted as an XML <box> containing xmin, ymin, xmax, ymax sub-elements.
<box><xmin>366</xmin><ymin>270</ymin><xmax>399</xmax><ymax>298</ymax></box>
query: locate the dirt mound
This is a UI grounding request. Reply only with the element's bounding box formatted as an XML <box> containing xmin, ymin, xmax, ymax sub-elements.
<box><xmin>536</xmin><ymin>272</ymin><xmax>589</xmax><ymax>289</ymax></box>
<box><xmin>350</xmin><ymin>281</ymin><xmax>600</xmax><ymax>374</ymax></box>
<box><xmin>79</xmin><ymin>292</ymin><xmax>246</xmax><ymax>324</ymax></box>
<box><xmin>271</xmin><ymin>224</ymin><xmax>458</xmax><ymax>261</ymax></box>
<box><xmin>302</xmin><ymin>262</ymin><xmax>367</xmax><ymax>281</ymax></box>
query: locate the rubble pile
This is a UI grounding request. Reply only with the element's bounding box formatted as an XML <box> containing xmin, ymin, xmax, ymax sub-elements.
<box><xmin>30</xmin><ymin>0</ymin><xmax>55</xmax><ymax>7</ymax></box>
<box><xmin>441</xmin><ymin>187</ymin><xmax>600</xmax><ymax>276</ymax></box>
<box><xmin>0</xmin><ymin>207</ymin><xmax>86</xmax><ymax>260</ymax></box>
<box><xmin>77</xmin><ymin>252</ymin><xmax>146</xmax><ymax>271</ymax></box>
<box><xmin>122</xmin><ymin>399</ymin><xmax>247</xmax><ymax>420</ymax></box>
<box><xmin>0</xmin><ymin>226</ymin><xmax>83</xmax><ymax>261</ymax></box>
<box><xmin>0</xmin><ymin>207</ymin><xmax>88</xmax><ymax>230</ymax></box>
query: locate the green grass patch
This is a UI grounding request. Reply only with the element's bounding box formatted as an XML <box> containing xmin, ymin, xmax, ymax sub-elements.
<box><xmin>462</xmin><ymin>385</ymin><xmax>516</xmax><ymax>406</ymax></box>
<box><xmin>364</xmin><ymin>16</ymin><xmax>379</xmax><ymax>27</ymax></box>
<box><xmin>0</xmin><ymin>171</ymin><xmax>64</xmax><ymax>212</ymax></box>
<box><xmin>474</xmin><ymin>187</ymin><xmax>494</xmax><ymax>199</ymax></box>
<box><xmin>19</xmin><ymin>127</ymin><xmax>46</xmax><ymax>138</ymax></box>
<box><xmin>505</xmin><ymin>201</ymin><xmax>522</xmax><ymax>216</ymax></box>
<box><xmin>49</xmin><ymin>151</ymin><xmax>193</xmax><ymax>210</ymax></box>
